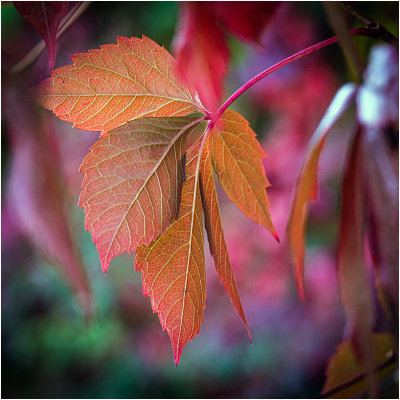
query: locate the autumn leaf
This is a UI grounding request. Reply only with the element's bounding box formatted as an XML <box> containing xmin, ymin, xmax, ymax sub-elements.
<box><xmin>337</xmin><ymin>129</ymin><xmax>377</xmax><ymax>394</ymax></box>
<box><xmin>200</xmin><ymin>136</ymin><xmax>251</xmax><ymax>340</ymax></box>
<box><xmin>210</xmin><ymin>110</ymin><xmax>278</xmax><ymax>240</ymax></box>
<box><xmin>14</xmin><ymin>1</ymin><xmax>69</xmax><ymax>68</ymax></box>
<box><xmin>135</xmin><ymin>138</ymin><xmax>206</xmax><ymax>366</ymax></box>
<box><xmin>322</xmin><ymin>333</ymin><xmax>397</xmax><ymax>398</ymax></box>
<box><xmin>357</xmin><ymin>44</ymin><xmax>399</xmax><ymax>313</ymax></box>
<box><xmin>33</xmin><ymin>36</ymin><xmax>203</xmax><ymax>135</ymax></box>
<box><xmin>287</xmin><ymin>83</ymin><xmax>357</xmax><ymax>300</ymax></box>
<box><xmin>79</xmin><ymin>116</ymin><xmax>202</xmax><ymax>272</ymax></box>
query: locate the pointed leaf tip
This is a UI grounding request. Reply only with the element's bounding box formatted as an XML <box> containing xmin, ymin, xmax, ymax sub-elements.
<box><xmin>135</xmin><ymin>141</ymin><xmax>206</xmax><ymax>365</ymax></box>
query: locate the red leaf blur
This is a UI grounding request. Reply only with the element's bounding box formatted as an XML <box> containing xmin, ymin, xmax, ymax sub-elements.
<box><xmin>173</xmin><ymin>1</ymin><xmax>279</xmax><ymax>112</ymax></box>
<box><xmin>14</xmin><ymin>1</ymin><xmax>69</xmax><ymax>68</ymax></box>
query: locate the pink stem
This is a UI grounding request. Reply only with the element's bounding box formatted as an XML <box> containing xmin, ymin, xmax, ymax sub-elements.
<box><xmin>212</xmin><ymin>27</ymin><xmax>371</xmax><ymax>122</ymax></box>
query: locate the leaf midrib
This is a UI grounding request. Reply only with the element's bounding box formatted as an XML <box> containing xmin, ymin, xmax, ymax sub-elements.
<box><xmin>216</xmin><ymin>130</ymin><xmax>270</xmax><ymax>223</ymax></box>
<box><xmin>104</xmin><ymin>120</ymin><xmax>200</xmax><ymax>265</ymax></box>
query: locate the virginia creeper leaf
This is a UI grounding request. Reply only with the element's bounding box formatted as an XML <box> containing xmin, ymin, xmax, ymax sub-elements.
<box><xmin>322</xmin><ymin>333</ymin><xmax>397</xmax><ymax>398</ymax></box>
<box><xmin>287</xmin><ymin>83</ymin><xmax>357</xmax><ymax>300</ymax></box>
<box><xmin>14</xmin><ymin>1</ymin><xmax>69</xmax><ymax>68</ymax></box>
<box><xmin>33</xmin><ymin>36</ymin><xmax>203</xmax><ymax>135</ymax></box>
<box><xmin>200</xmin><ymin>136</ymin><xmax>251</xmax><ymax>340</ymax></box>
<box><xmin>210</xmin><ymin>110</ymin><xmax>278</xmax><ymax>240</ymax></box>
<box><xmin>135</xmin><ymin>139</ymin><xmax>206</xmax><ymax>366</ymax></box>
<box><xmin>338</xmin><ymin>129</ymin><xmax>376</xmax><ymax>394</ymax></box>
<box><xmin>79</xmin><ymin>116</ymin><xmax>201</xmax><ymax>272</ymax></box>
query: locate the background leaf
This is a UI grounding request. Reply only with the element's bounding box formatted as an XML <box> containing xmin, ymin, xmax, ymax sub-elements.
<box><xmin>79</xmin><ymin>116</ymin><xmax>200</xmax><ymax>272</ymax></box>
<box><xmin>287</xmin><ymin>83</ymin><xmax>357</xmax><ymax>300</ymax></box>
<box><xmin>14</xmin><ymin>1</ymin><xmax>69</xmax><ymax>68</ymax></box>
<box><xmin>4</xmin><ymin>86</ymin><xmax>91</xmax><ymax>316</ymax></box>
<box><xmin>357</xmin><ymin>44</ymin><xmax>399</xmax><ymax>316</ymax></box>
<box><xmin>33</xmin><ymin>35</ymin><xmax>203</xmax><ymax>134</ymax></box>
<box><xmin>337</xmin><ymin>129</ymin><xmax>377</xmax><ymax>395</ymax></box>
<box><xmin>135</xmin><ymin>139</ymin><xmax>206</xmax><ymax>366</ymax></box>
<box><xmin>322</xmin><ymin>333</ymin><xmax>397</xmax><ymax>398</ymax></box>
<box><xmin>173</xmin><ymin>2</ymin><xmax>278</xmax><ymax>112</ymax></box>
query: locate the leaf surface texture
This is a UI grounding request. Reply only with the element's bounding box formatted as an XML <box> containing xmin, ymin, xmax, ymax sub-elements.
<box><xmin>34</xmin><ymin>36</ymin><xmax>202</xmax><ymax>134</ymax></box>
<box><xmin>79</xmin><ymin>116</ymin><xmax>200</xmax><ymax>272</ymax></box>
<box><xmin>211</xmin><ymin>110</ymin><xmax>277</xmax><ymax>239</ymax></box>
<box><xmin>135</xmin><ymin>140</ymin><xmax>206</xmax><ymax>365</ymax></box>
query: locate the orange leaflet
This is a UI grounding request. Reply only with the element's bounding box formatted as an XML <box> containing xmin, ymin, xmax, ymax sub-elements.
<box><xmin>79</xmin><ymin>116</ymin><xmax>201</xmax><ymax>273</ymax></box>
<box><xmin>33</xmin><ymin>36</ymin><xmax>203</xmax><ymax>135</ymax></box>
<box><xmin>135</xmin><ymin>139</ymin><xmax>206</xmax><ymax>366</ymax></box>
<box><xmin>200</xmin><ymin>136</ymin><xmax>251</xmax><ymax>341</ymax></box>
<box><xmin>210</xmin><ymin>110</ymin><xmax>278</xmax><ymax>240</ymax></box>
<box><xmin>287</xmin><ymin>83</ymin><xmax>357</xmax><ymax>300</ymax></box>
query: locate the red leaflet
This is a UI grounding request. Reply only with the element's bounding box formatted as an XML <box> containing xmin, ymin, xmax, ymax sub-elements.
<box><xmin>79</xmin><ymin>116</ymin><xmax>200</xmax><ymax>272</ymax></box>
<box><xmin>14</xmin><ymin>1</ymin><xmax>69</xmax><ymax>68</ymax></box>
<box><xmin>287</xmin><ymin>83</ymin><xmax>357</xmax><ymax>300</ymax></box>
<box><xmin>200</xmin><ymin>136</ymin><xmax>251</xmax><ymax>340</ymax></box>
<box><xmin>135</xmin><ymin>140</ymin><xmax>206</xmax><ymax>366</ymax></box>
<box><xmin>33</xmin><ymin>36</ymin><xmax>202</xmax><ymax>135</ymax></box>
<box><xmin>210</xmin><ymin>110</ymin><xmax>278</xmax><ymax>240</ymax></box>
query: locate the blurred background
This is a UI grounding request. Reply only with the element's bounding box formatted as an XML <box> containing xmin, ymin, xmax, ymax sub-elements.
<box><xmin>2</xmin><ymin>2</ymin><xmax>398</xmax><ymax>398</ymax></box>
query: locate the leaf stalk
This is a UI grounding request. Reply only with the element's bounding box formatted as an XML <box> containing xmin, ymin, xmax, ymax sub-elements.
<box><xmin>211</xmin><ymin>26</ymin><xmax>387</xmax><ymax>123</ymax></box>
